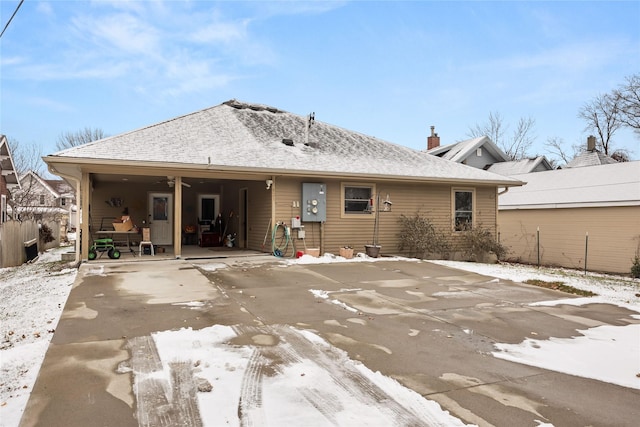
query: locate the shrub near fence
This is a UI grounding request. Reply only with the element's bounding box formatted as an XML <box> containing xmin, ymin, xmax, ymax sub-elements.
<box><xmin>0</xmin><ymin>220</ymin><xmax>60</xmax><ymax>268</ymax></box>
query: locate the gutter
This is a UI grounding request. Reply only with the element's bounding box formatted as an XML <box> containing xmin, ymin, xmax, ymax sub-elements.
<box><xmin>47</xmin><ymin>164</ymin><xmax>81</xmax><ymax>267</ymax></box>
<box><xmin>43</xmin><ymin>156</ymin><xmax>526</xmax><ymax>188</ymax></box>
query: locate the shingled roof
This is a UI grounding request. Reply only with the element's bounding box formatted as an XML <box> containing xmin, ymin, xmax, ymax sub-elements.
<box><xmin>564</xmin><ymin>150</ymin><xmax>618</xmax><ymax>168</ymax></box>
<box><xmin>47</xmin><ymin>100</ymin><xmax>521</xmax><ymax>185</ymax></box>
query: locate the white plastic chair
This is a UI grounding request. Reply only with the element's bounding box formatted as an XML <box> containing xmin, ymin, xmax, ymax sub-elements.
<box><xmin>139</xmin><ymin>228</ymin><xmax>154</xmax><ymax>256</ymax></box>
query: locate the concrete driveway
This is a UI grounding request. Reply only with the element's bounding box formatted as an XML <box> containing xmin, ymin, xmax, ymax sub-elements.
<box><xmin>20</xmin><ymin>257</ymin><xmax>640</xmax><ymax>426</ymax></box>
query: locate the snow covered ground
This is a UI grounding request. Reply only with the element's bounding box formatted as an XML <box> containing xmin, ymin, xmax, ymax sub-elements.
<box><xmin>0</xmin><ymin>245</ymin><xmax>77</xmax><ymax>427</ymax></box>
<box><xmin>1</xmin><ymin>248</ymin><xmax>639</xmax><ymax>426</ymax></box>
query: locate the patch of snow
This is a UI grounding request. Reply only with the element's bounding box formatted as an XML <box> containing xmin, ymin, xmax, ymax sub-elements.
<box><xmin>429</xmin><ymin>260</ymin><xmax>639</xmax><ymax>306</ymax></box>
<box><xmin>429</xmin><ymin>261</ymin><xmax>640</xmax><ymax>390</ymax></box>
<box><xmin>172</xmin><ymin>301</ymin><xmax>206</xmax><ymax>308</ymax></box>
<box><xmin>493</xmin><ymin>323</ymin><xmax>640</xmax><ymax>390</ymax></box>
<box><xmin>309</xmin><ymin>289</ymin><xmax>359</xmax><ymax>312</ymax></box>
<box><xmin>196</xmin><ymin>262</ymin><xmax>228</xmax><ymax>271</ymax></box>
<box><xmin>285</xmin><ymin>252</ymin><xmax>419</xmax><ymax>265</ymax></box>
<box><xmin>152</xmin><ymin>325</ymin><xmax>471</xmax><ymax>426</ymax></box>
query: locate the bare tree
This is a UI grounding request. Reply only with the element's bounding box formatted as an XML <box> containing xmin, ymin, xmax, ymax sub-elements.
<box><xmin>467</xmin><ymin>111</ymin><xmax>536</xmax><ymax>160</ymax></box>
<box><xmin>613</xmin><ymin>73</ymin><xmax>640</xmax><ymax>135</ymax></box>
<box><xmin>56</xmin><ymin>127</ymin><xmax>107</xmax><ymax>150</ymax></box>
<box><xmin>7</xmin><ymin>137</ymin><xmax>44</xmax><ymax>175</ymax></box>
<box><xmin>578</xmin><ymin>92</ymin><xmax>623</xmax><ymax>156</ymax></box>
<box><xmin>544</xmin><ymin>136</ymin><xmax>574</xmax><ymax>166</ymax></box>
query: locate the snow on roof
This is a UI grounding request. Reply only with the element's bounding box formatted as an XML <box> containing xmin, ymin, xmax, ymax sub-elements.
<box><xmin>47</xmin><ymin>100</ymin><xmax>520</xmax><ymax>185</ymax></box>
<box><xmin>565</xmin><ymin>150</ymin><xmax>618</xmax><ymax>168</ymax></box>
<box><xmin>499</xmin><ymin>161</ymin><xmax>640</xmax><ymax>209</ymax></box>
<box><xmin>426</xmin><ymin>136</ymin><xmax>510</xmax><ymax>163</ymax></box>
<box><xmin>487</xmin><ymin>156</ymin><xmax>552</xmax><ymax>176</ymax></box>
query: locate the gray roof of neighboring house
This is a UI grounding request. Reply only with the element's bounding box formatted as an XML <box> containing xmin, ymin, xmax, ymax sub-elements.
<box><xmin>486</xmin><ymin>156</ymin><xmax>553</xmax><ymax>175</ymax></box>
<box><xmin>47</xmin><ymin>100</ymin><xmax>521</xmax><ymax>185</ymax></box>
<box><xmin>499</xmin><ymin>161</ymin><xmax>640</xmax><ymax>209</ymax></box>
<box><xmin>426</xmin><ymin>136</ymin><xmax>510</xmax><ymax>163</ymax></box>
<box><xmin>564</xmin><ymin>150</ymin><xmax>618</xmax><ymax>168</ymax></box>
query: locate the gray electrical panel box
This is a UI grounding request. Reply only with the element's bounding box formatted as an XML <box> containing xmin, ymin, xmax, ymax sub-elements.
<box><xmin>302</xmin><ymin>183</ymin><xmax>326</xmax><ymax>222</ymax></box>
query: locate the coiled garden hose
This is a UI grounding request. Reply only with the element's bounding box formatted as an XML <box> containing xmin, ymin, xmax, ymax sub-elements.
<box><xmin>272</xmin><ymin>223</ymin><xmax>294</xmax><ymax>257</ymax></box>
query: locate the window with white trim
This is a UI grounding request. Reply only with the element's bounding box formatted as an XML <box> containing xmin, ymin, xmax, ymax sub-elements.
<box><xmin>453</xmin><ymin>189</ymin><xmax>474</xmax><ymax>231</ymax></box>
<box><xmin>39</xmin><ymin>194</ymin><xmax>45</xmax><ymax>205</ymax></box>
<box><xmin>342</xmin><ymin>184</ymin><xmax>375</xmax><ymax>216</ymax></box>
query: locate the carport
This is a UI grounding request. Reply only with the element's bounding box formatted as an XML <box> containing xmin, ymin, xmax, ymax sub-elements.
<box><xmin>44</xmin><ymin>165</ymin><xmax>275</xmax><ymax>262</ymax></box>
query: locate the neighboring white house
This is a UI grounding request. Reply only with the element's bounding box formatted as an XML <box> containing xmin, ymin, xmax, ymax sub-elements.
<box><xmin>498</xmin><ymin>161</ymin><xmax>640</xmax><ymax>274</ymax></box>
<box><xmin>12</xmin><ymin>170</ymin><xmax>76</xmax><ymax>233</ymax></box>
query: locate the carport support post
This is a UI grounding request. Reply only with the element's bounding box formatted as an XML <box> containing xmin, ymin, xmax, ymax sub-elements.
<box><xmin>584</xmin><ymin>232</ymin><xmax>588</xmax><ymax>274</ymax></box>
<box><xmin>81</xmin><ymin>172</ymin><xmax>91</xmax><ymax>261</ymax></box>
<box><xmin>536</xmin><ymin>226</ymin><xmax>540</xmax><ymax>267</ymax></box>
<box><xmin>174</xmin><ymin>177</ymin><xmax>183</xmax><ymax>258</ymax></box>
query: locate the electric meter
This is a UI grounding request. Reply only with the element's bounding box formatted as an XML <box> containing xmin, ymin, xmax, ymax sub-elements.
<box><xmin>301</xmin><ymin>183</ymin><xmax>326</xmax><ymax>222</ymax></box>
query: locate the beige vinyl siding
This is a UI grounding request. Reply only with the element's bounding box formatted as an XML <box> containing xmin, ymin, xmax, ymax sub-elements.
<box><xmin>244</xmin><ymin>180</ymin><xmax>273</xmax><ymax>252</ymax></box>
<box><xmin>272</xmin><ymin>178</ymin><xmax>498</xmax><ymax>257</ymax></box>
<box><xmin>89</xmin><ymin>180</ymin><xmax>150</xmax><ymax>235</ymax></box>
<box><xmin>499</xmin><ymin>206</ymin><xmax>640</xmax><ymax>274</ymax></box>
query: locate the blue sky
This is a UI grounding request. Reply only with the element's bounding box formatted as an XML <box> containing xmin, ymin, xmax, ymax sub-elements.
<box><xmin>1</xmin><ymin>0</ymin><xmax>639</xmax><ymax>166</ymax></box>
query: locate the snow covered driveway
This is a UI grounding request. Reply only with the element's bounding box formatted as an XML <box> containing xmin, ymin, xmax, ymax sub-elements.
<box><xmin>8</xmin><ymin>253</ymin><xmax>640</xmax><ymax>427</ymax></box>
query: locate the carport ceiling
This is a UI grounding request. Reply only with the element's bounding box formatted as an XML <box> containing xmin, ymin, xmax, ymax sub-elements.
<box><xmin>92</xmin><ymin>174</ymin><xmax>224</xmax><ymax>185</ymax></box>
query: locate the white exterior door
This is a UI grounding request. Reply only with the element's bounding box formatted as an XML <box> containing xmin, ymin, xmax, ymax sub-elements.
<box><xmin>148</xmin><ymin>193</ymin><xmax>173</xmax><ymax>245</ymax></box>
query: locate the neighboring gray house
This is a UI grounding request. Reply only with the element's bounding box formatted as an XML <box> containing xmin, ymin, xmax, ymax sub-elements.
<box><xmin>427</xmin><ymin>133</ymin><xmax>510</xmax><ymax>169</ymax></box>
<box><xmin>43</xmin><ymin>100</ymin><xmax>523</xmax><ymax>262</ymax></box>
<box><xmin>425</xmin><ymin>129</ymin><xmax>553</xmax><ymax>175</ymax></box>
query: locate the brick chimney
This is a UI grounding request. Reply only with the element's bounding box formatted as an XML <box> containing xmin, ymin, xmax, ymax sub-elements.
<box><xmin>587</xmin><ymin>135</ymin><xmax>596</xmax><ymax>151</ymax></box>
<box><xmin>427</xmin><ymin>126</ymin><xmax>440</xmax><ymax>150</ymax></box>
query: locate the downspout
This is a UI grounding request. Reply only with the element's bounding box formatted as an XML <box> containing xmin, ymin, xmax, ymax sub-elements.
<box><xmin>496</xmin><ymin>187</ymin><xmax>509</xmax><ymax>243</ymax></box>
<box><xmin>47</xmin><ymin>164</ymin><xmax>82</xmax><ymax>267</ymax></box>
<box><xmin>270</xmin><ymin>175</ymin><xmax>276</xmax><ymax>254</ymax></box>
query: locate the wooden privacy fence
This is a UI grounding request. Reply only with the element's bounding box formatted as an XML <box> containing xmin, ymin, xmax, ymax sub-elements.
<box><xmin>0</xmin><ymin>220</ymin><xmax>61</xmax><ymax>268</ymax></box>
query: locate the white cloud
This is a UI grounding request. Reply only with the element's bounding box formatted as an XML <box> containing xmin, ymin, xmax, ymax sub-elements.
<box><xmin>71</xmin><ymin>13</ymin><xmax>161</xmax><ymax>55</ymax></box>
<box><xmin>36</xmin><ymin>1</ymin><xmax>54</xmax><ymax>17</ymax></box>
